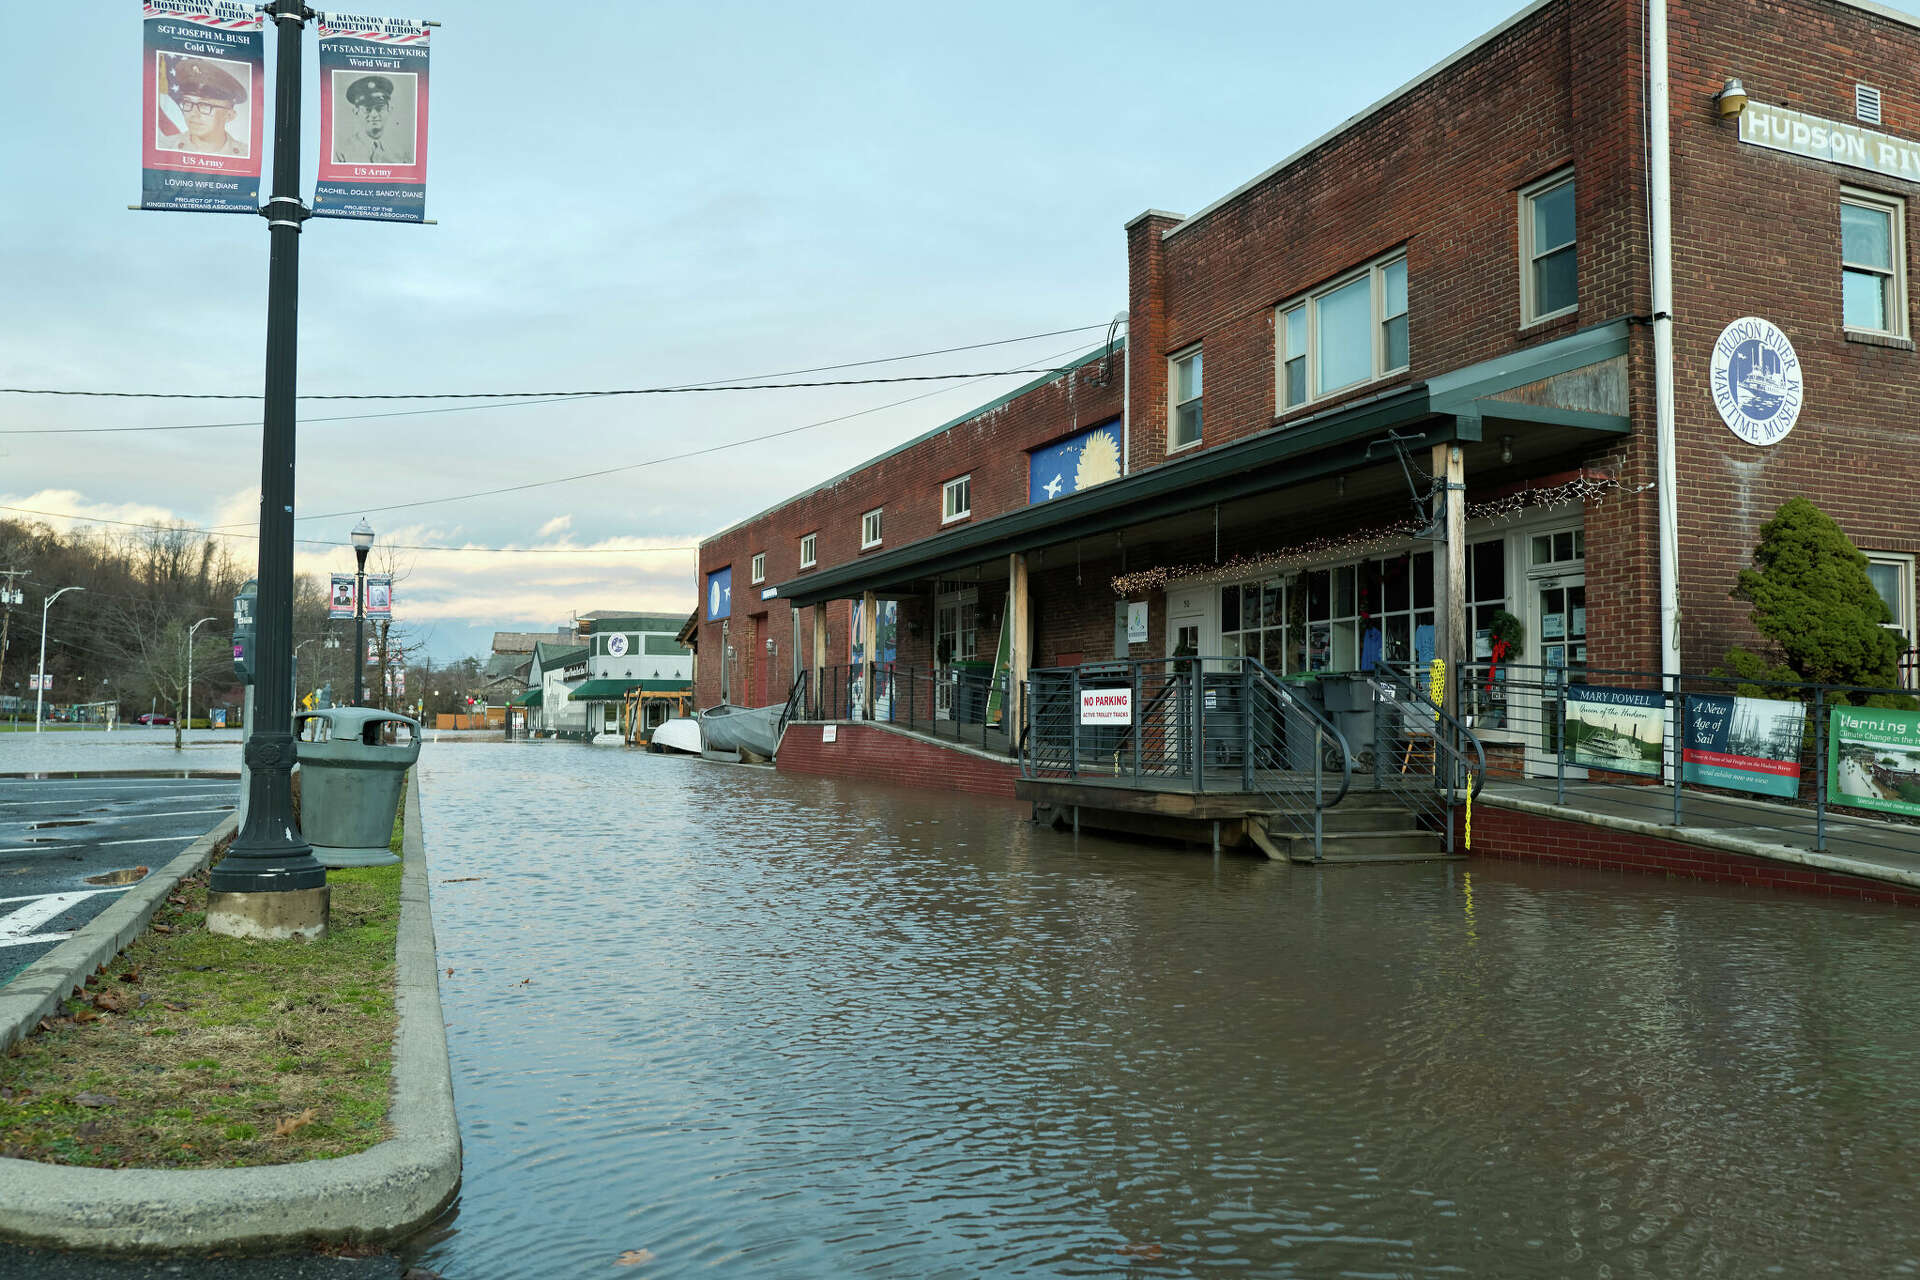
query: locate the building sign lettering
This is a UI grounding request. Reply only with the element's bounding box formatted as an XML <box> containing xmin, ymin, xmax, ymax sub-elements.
<box><xmin>1710</xmin><ymin>316</ymin><xmax>1803</xmax><ymax>447</ymax></box>
<box><xmin>1739</xmin><ymin>102</ymin><xmax>1920</xmax><ymax>183</ymax></box>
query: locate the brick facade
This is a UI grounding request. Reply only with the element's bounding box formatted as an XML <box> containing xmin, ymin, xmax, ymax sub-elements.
<box><xmin>698</xmin><ymin>0</ymin><xmax>1920</xmax><ymax>715</ymax></box>
<box><xmin>776</xmin><ymin>723</ymin><xmax>1021</xmax><ymax>800</ymax></box>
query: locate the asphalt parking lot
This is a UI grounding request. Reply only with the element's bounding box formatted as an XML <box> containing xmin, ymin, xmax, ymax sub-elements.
<box><xmin>0</xmin><ymin>773</ymin><xmax>237</xmax><ymax>985</ymax></box>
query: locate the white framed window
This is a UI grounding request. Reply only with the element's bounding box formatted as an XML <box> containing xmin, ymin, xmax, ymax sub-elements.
<box><xmin>1169</xmin><ymin>346</ymin><xmax>1203</xmax><ymax>450</ymax></box>
<box><xmin>1842</xmin><ymin>189</ymin><xmax>1907</xmax><ymax>337</ymax></box>
<box><xmin>1277</xmin><ymin>251</ymin><xmax>1409</xmax><ymax>411</ymax></box>
<box><xmin>799</xmin><ymin>532</ymin><xmax>817</xmax><ymax>569</ymax></box>
<box><xmin>1520</xmin><ymin>170</ymin><xmax>1577</xmax><ymax>326</ymax></box>
<box><xmin>1866</xmin><ymin>551</ymin><xmax>1915</xmax><ymax>645</ymax></box>
<box><xmin>861</xmin><ymin>508</ymin><xmax>883</xmax><ymax>549</ymax></box>
<box><xmin>942</xmin><ymin>475</ymin><xmax>971</xmax><ymax>523</ymax></box>
<box><xmin>750</xmin><ymin>552</ymin><xmax>766</xmax><ymax>584</ymax></box>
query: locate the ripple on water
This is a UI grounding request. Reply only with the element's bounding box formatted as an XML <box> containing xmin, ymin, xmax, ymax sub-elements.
<box><xmin>408</xmin><ymin>739</ymin><xmax>1920</xmax><ymax>1279</ymax></box>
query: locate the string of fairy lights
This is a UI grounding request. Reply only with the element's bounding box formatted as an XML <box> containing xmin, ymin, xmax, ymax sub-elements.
<box><xmin>1109</xmin><ymin>473</ymin><xmax>1654</xmax><ymax>596</ymax></box>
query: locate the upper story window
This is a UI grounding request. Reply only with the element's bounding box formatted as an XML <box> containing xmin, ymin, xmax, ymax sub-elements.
<box><xmin>750</xmin><ymin>552</ymin><xmax>766</xmax><ymax>584</ymax></box>
<box><xmin>1842</xmin><ymin>189</ymin><xmax>1907</xmax><ymax>337</ymax></box>
<box><xmin>1521</xmin><ymin>170</ymin><xmax>1577</xmax><ymax>326</ymax></box>
<box><xmin>1278</xmin><ymin>251</ymin><xmax>1409</xmax><ymax>411</ymax></box>
<box><xmin>942</xmin><ymin>475</ymin><xmax>971</xmax><ymax>523</ymax></box>
<box><xmin>799</xmin><ymin>532</ymin><xmax>817</xmax><ymax>568</ymax></box>
<box><xmin>861</xmin><ymin>508</ymin><xmax>883</xmax><ymax>549</ymax></box>
<box><xmin>1169</xmin><ymin>347</ymin><xmax>1203</xmax><ymax>450</ymax></box>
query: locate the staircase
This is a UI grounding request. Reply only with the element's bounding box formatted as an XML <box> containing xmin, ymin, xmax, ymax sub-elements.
<box><xmin>1246</xmin><ymin>797</ymin><xmax>1455</xmax><ymax>864</ymax></box>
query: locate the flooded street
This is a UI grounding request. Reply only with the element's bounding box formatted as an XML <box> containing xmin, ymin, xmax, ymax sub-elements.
<box><xmin>410</xmin><ymin>738</ymin><xmax>1920</xmax><ymax>1278</ymax></box>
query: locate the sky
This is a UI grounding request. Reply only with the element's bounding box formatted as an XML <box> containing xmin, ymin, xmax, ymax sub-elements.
<box><xmin>10</xmin><ymin>0</ymin><xmax>1919</xmax><ymax>662</ymax></box>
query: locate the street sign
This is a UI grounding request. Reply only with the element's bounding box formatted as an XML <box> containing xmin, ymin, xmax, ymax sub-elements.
<box><xmin>233</xmin><ymin>580</ymin><xmax>257</xmax><ymax>683</ymax></box>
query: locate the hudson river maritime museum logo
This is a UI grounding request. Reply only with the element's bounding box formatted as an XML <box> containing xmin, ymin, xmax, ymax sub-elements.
<box><xmin>1710</xmin><ymin>316</ymin><xmax>1803</xmax><ymax>446</ymax></box>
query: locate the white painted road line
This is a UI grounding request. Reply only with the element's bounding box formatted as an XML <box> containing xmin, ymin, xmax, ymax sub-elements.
<box><xmin>100</xmin><ymin>835</ymin><xmax>203</xmax><ymax>847</ymax></box>
<box><xmin>0</xmin><ymin>888</ymin><xmax>124</xmax><ymax>947</ymax></box>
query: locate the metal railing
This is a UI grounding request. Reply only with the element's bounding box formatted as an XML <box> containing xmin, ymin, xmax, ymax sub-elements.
<box><xmin>1022</xmin><ymin>656</ymin><xmax>1354</xmax><ymax>859</ymax></box>
<box><xmin>793</xmin><ymin>662</ymin><xmax>1017</xmax><ymax>756</ymax></box>
<box><xmin>1457</xmin><ymin>661</ymin><xmax>1920</xmax><ymax>860</ymax></box>
<box><xmin>1368</xmin><ymin>662</ymin><xmax>1486</xmax><ymax>854</ymax></box>
<box><xmin>779</xmin><ymin>669</ymin><xmax>808</xmax><ymax>738</ymax></box>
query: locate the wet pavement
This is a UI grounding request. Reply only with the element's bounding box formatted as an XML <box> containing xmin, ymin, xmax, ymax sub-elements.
<box><xmin>404</xmin><ymin>737</ymin><xmax>1920</xmax><ymax>1277</ymax></box>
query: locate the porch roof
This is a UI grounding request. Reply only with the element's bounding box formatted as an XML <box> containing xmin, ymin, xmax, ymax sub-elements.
<box><xmin>571</xmin><ymin>678</ymin><xmax>689</xmax><ymax>699</ymax></box>
<box><xmin>777</xmin><ymin>319</ymin><xmax>1631</xmax><ymax>608</ymax></box>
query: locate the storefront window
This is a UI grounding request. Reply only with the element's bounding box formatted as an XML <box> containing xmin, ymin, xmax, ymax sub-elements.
<box><xmin>1221</xmin><ymin>550</ymin><xmax>1445</xmax><ymax>675</ymax></box>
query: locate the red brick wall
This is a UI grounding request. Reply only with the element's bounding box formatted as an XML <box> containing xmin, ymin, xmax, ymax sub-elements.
<box><xmin>1665</xmin><ymin>0</ymin><xmax>1920</xmax><ymax>671</ymax></box>
<box><xmin>777</xmin><ymin>723</ymin><xmax>1020</xmax><ymax>799</ymax></box>
<box><xmin>1464</xmin><ymin>800</ymin><xmax>1920</xmax><ymax>905</ymax></box>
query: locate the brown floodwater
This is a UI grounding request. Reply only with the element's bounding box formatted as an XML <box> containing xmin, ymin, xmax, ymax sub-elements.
<box><xmin>406</xmin><ymin>737</ymin><xmax>1920</xmax><ymax>1278</ymax></box>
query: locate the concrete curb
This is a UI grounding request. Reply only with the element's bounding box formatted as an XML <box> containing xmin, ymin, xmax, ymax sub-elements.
<box><xmin>0</xmin><ymin>813</ymin><xmax>239</xmax><ymax>1056</ymax></box>
<box><xmin>1481</xmin><ymin>790</ymin><xmax>1920</xmax><ymax>891</ymax></box>
<box><xmin>0</xmin><ymin>771</ymin><xmax>462</xmax><ymax>1251</ymax></box>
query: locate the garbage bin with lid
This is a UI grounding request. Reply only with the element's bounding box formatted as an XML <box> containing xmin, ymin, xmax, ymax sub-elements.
<box><xmin>294</xmin><ymin>707</ymin><xmax>421</xmax><ymax>868</ymax></box>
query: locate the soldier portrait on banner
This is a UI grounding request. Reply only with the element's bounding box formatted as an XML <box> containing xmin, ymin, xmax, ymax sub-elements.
<box><xmin>140</xmin><ymin>0</ymin><xmax>264</xmax><ymax>213</ymax></box>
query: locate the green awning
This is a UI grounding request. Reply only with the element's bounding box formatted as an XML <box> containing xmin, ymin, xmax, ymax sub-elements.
<box><xmin>515</xmin><ymin>688</ymin><xmax>543</xmax><ymax>707</ymax></box>
<box><xmin>569</xmin><ymin>678</ymin><xmax>691</xmax><ymax>699</ymax></box>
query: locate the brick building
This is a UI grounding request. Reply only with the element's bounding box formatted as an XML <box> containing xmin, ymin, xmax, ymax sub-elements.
<box><xmin>696</xmin><ymin>0</ymin><xmax>1919</xmax><ymax>759</ymax></box>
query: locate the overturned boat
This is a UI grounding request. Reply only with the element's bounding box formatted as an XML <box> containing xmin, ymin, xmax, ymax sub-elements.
<box><xmin>698</xmin><ymin>702</ymin><xmax>784</xmax><ymax>761</ymax></box>
<box><xmin>650</xmin><ymin>717</ymin><xmax>703</xmax><ymax>755</ymax></box>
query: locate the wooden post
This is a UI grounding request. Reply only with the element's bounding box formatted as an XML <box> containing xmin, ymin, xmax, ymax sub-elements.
<box><xmin>860</xmin><ymin>590</ymin><xmax>877</xmax><ymax>720</ymax></box>
<box><xmin>1008</xmin><ymin>553</ymin><xmax>1030</xmax><ymax>744</ymax></box>
<box><xmin>812</xmin><ymin>601</ymin><xmax>827</xmax><ymax>718</ymax></box>
<box><xmin>1433</xmin><ymin>438</ymin><xmax>1468</xmax><ymax>721</ymax></box>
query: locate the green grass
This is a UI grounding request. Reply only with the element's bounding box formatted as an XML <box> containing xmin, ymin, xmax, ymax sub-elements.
<box><xmin>0</xmin><ymin>793</ymin><xmax>409</xmax><ymax>1169</ymax></box>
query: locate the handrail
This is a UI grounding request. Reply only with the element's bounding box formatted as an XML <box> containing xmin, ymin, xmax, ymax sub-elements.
<box><xmin>779</xmin><ymin>669</ymin><xmax>809</xmax><ymax>735</ymax></box>
<box><xmin>1240</xmin><ymin>658</ymin><xmax>1355</xmax><ymax>810</ymax></box>
<box><xmin>1370</xmin><ymin>662</ymin><xmax>1487</xmax><ymax>799</ymax></box>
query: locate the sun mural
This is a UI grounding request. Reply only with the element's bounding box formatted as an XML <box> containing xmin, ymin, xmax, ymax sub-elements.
<box><xmin>1073</xmin><ymin>428</ymin><xmax>1121</xmax><ymax>492</ymax></box>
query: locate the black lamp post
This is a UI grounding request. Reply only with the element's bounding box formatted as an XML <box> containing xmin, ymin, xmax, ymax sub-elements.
<box><xmin>351</xmin><ymin>518</ymin><xmax>374</xmax><ymax>705</ymax></box>
<box><xmin>209</xmin><ymin>0</ymin><xmax>326</xmax><ymax>930</ymax></box>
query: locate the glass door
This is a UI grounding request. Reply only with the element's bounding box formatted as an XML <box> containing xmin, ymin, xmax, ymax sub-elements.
<box><xmin>1526</xmin><ymin>575</ymin><xmax>1587</xmax><ymax>776</ymax></box>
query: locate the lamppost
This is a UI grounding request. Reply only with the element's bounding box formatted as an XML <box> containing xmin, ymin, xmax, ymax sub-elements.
<box><xmin>351</xmin><ymin>518</ymin><xmax>375</xmax><ymax>706</ymax></box>
<box><xmin>34</xmin><ymin>586</ymin><xmax>83</xmax><ymax>733</ymax></box>
<box><xmin>186</xmin><ymin>616</ymin><xmax>217</xmax><ymax>739</ymax></box>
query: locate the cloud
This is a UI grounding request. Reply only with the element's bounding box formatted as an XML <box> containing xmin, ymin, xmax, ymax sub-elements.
<box><xmin>537</xmin><ymin>514</ymin><xmax>572</xmax><ymax>538</ymax></box>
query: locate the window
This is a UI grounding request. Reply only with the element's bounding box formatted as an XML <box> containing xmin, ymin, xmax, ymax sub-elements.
<box><xmin>1867</xmin><ymin>552</ymin><xmax>1915</xmax><ymax>646</ymax></box>
<box><xmin>1170</xmin><ymin>347</ymin><xmax>1202</xmax><ymax>450</ymax></box>
<box><xmin>1219</xmin><ymin>549</ymin><xmax>1434</xmax><ymax>675</ymax></box>
<box><xmin>1521</xmin><ymin>171</ymin><xmax>1577</xmax><ymax>325</ymax></box>
<box><xmin>750</xmin><ymin>552</ymin><xmax>766</xmax><ymax>584</ymax></box>
<box><xmin>1277</xmin><ymin>252</ymin><xmax>1409</xmax><ymax>410</ymax></box>
<box><xmin>942</xmin><ymin>475</ymin><xmax>971</xmax><ymax>523</ymax></box>
<box><xmin>799</xmin><ymin>532</ymin><xmax>817</xmax><ymax>568</ymax></box>
<box><xmin>861</xmin><ymin>508</ymin><xmax>883</xmax><ymax>549</ymax></box>
<box><xmin>1842</xmin><ymin>190</ymin><xmax>1906</xmax><ymax>336</ymax></box>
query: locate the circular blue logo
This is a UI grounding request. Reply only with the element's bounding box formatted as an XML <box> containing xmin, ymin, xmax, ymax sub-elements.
<box><xmin>1710</xmin><ymin>317</ymin><xmax>1803</xmax><ymax>446</ymax></box>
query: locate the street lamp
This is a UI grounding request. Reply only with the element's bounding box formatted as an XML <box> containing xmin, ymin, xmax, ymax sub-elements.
<box><xmin>351</xmin><ymin>518</ymin><xmax>375</xmax><ymax>707</ymax></box>
<box><xmin>34</xmin><ymin>587</ymin><xmax>83</xmax><ymax>734</ymax></box>
<box><xmin>186</xmin><ymin>616</ymin><xmax>217</xmax><ymax>742</ymax></box>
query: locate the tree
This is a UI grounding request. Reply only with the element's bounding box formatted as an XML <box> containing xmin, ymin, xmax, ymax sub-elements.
<box><xmin>1726</xmin><ymin>498</ymin><xmax>1905</xmax><ymax>700</ymax></box>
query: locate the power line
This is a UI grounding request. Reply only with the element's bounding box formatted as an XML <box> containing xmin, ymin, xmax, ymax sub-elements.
<box><xmin>0</xmin><ymin>505</ymin><xmax>696</xmax><ymax>556</ymax></box>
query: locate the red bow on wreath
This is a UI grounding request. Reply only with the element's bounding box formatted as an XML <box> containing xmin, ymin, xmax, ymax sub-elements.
<box><xmin>1486</xmin><ymin>637</ymin><xmax>1511</xmax><ymax>693</ymax></box>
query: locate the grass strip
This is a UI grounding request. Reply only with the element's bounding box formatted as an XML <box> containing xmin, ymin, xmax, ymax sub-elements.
<box><xmin>0</xmin><ymin>802</ymin><xmax>406</xmax><ymax>1169</ymax></box>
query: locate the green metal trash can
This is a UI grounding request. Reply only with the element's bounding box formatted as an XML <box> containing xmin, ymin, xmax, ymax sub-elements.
<box><xmin>294</xmin><ymin>707</ymin><xmax>421</xmax><ymax>868</ymax></box>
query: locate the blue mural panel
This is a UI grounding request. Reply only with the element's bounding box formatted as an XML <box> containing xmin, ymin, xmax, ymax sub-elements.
<box><xmin>1029</xmin><ymin>419</ymin><xmax>1123</xmax><ymax>504</ymax></box>
<box><xmin>705</xmin><ymin>566</ymin><xmax>732</xmax><ymax>621</ymax></box>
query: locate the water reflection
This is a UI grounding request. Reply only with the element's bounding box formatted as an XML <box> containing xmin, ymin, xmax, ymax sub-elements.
<box><xmin>411</xmin><ymin>739</ymin><xmax>1920</xmax><ymax>1278</ymax></box>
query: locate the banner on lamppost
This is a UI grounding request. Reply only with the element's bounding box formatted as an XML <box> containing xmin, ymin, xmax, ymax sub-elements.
<box><xmin>314</xmin><ymin>14</ymin><xmax>430</xmax><ymax>223</ymax></box>
<box><xmin>365</xmin><ymin>575</ymin><xmax>393</xmax><ymax>618</ymax></box>
<box><xmin>329</xmin><ymin>574</ymin><xmax>357</xmax><ymax>619</ymax></box>
<box><xmin>140</xmin><ymin>1</ymin><xmax>265</xmax><ymax>212</ymax></box>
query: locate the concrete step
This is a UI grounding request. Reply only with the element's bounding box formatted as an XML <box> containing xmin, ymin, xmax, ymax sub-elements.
<box><xmin>1252</xmin><ymin>822</ymin><xmax>1457</xmax><ymax>865</ymax></box>
<box><xmin>1251</xmin><ymin>805</ymin><xmax>1421</xmax><ymax>833</ymax></box>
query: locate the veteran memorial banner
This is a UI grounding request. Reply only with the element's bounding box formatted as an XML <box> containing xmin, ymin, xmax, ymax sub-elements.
<box><xmin>314</xmin><ymin>14</ymin><xmax>431</xmax><ymax>222</ymax></box>
<box><xmin>1564</xmin><ymin>685</ymin><xmax>1666</xmax><ymax>779</ymax></box>
<box><xmin>328</xmin><ymin>574</ymin><xmax>357</xmax><ymax>619</ymax></box>
<box><xmin>365</xmin><ymin>575</ymin><xmax>393</xmax><ymax>618</ymax></box>
<box><xmin>140</xmin><ymin>1</ymin><xmax>264</xmax><ymax>212</ymax></box>
<box><xmin>1828</xmin><ymin>705</ymin><xmax>1920</xmax><ymax>818</ymax></box>
<box><xmin>1682</xmin><ymin>694</ymin><xmax>1806</xmax><ymax>799</ymax></box>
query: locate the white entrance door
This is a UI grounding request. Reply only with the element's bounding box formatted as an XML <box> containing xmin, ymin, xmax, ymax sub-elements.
<box><xmin>1524</xmin><ymin>573</ymin><xmax>1588</xmax><ymax>777</ymax></box>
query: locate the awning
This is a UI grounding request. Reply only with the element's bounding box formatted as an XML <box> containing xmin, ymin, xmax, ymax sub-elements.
<box><xmin>570</xmin><ymin>678</ymin><xmax>691</xmax><ymax>699</ymax></box>
<box><xmin>515</xmin><ymin>688</ymin><xmax>543</xmax><ymax>708</ymax></box>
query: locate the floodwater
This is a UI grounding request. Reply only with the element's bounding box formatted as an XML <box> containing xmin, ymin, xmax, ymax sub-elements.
<box><xmin>0</xmin><ymin>726</ymin><xmax>241</xmax><ymax>776</ymax></box>
<box><xmin>409</xmin><ymin>738</ymin><xmax>1920</xmax><ymax>1278</ymax></box>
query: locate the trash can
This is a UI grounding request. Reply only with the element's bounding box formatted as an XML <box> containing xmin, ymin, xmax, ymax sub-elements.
<box><xmin>1320</xmin><ymin>674</ymin><xmax>1378</xmax><ymax>762</ymax></box>
<box><xmin>951</xmin><ymin>659</ymin><xmax>994</xmax><ymax>724</ymax></box>
<box><xmin>295</xmin><ymin>708</ymin><xmax>421</xmax><ymax>868</ymax></box>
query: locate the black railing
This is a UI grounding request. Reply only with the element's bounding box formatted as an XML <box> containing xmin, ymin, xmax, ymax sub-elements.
<box><xmin>792</xmin><ymin>662</ymin><xmax>1017</xmax><ymax>756</ymax></box>
<box><xmin>1368</xmin><ymin>662</ymin><xmax>1486</xmax><ymax>854</ymax></box>
<box><xmin>779</xmin><ymin>669</ymin><xmax>808</xmax><ymax>738</ymax></box>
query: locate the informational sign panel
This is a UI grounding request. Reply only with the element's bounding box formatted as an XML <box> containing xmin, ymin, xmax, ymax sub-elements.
<box><xmin>1080</xmin><ymin>687</ymin><xmax>1133</xmax><ymax>725</ymax></box>
<box><xmin>1829</xmin><ymin>706</ymin><xmax>1920</xmax><ymax>818</ymax></box>
<box><xmin>1682</xmin><ymin>694</ymin><xmax>1806</xmax><ymax>798</ymax></box>
<box><xmin>1126</xmin><ymin>602</ymin><xmax>1149</xmax><ymax>645</ymax></box>
<box><xmin>329</xmin><ymin>574</ymin><xmax>357</xmax><ymax>619</ymax></box>
<box><xmin>1029</xmin><ymin>419</ymin><xmax>1122</xmax><ymax>504</ymax></box>
<box><xmin>1564</xmin><ymin>685</ymin><xmax>1665</xmax><ymax>778</ymax></box>
<box><xmin>140</xmin><ymin>1</ymin><xmax>265</xmax><ymax>212</ymax></box>
<box><xmin>313</xmin><ymin>14</ymin><xmax>431</xmax><ymax>222</ymax></box>
<box><xmin>365</xmin><ymin>575</ymin><xmax>393</xmax><ymax>618</ymax></box>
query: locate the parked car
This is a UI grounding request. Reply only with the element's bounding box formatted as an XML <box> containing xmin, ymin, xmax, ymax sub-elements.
<box><xmin>136</xmin><ymin>713</ymin><xmax>174</xmax><ymax>726</ymax></box>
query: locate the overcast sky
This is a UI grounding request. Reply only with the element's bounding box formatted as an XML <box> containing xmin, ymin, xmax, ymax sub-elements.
<box><xmin>9</xmin><ymin>0</ymin><xmax>1915</xmax><ymax>661</ymax></box>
